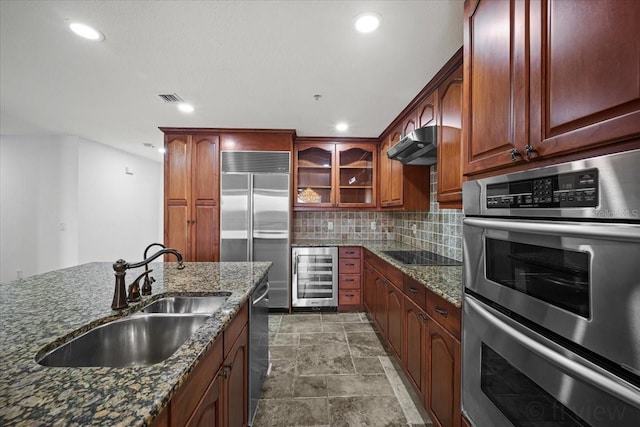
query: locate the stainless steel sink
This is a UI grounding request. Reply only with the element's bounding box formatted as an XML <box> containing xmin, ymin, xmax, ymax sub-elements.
<box><xmin>36</xmin><ymin>314</ymin><xmax>208</xmax><ymax>367</ymax></box>
<box><xmin>139</xmin><ymin>295</ymin><xmax>229</xmax><ymax>314</ymax></box>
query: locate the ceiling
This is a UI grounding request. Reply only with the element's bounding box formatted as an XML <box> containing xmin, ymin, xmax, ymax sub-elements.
<box><xmin>0</xmin><ymin>0</ymin><xmax>463</xmax><ymax>160</ymax></box>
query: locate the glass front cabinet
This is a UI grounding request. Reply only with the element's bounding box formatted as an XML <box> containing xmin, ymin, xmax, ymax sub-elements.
<box><xmin>294</xmin><ymin>142</ymin><xmax>377</xmax><ymax>209</ymax></box>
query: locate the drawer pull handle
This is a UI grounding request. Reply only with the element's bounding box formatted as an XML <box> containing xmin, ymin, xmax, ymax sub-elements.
<box><xmin>346</xmin><ymin>263</ymin><xmax>355</xmax><ymax>267</ymax></box>
<box><xmin>409</xmin><ymin>287</ymin><xmax>418</xmax><ymax>294</ymax></box>
<box><xmin>345</xmin><ymin>294</ymin><xmax>355</xmax><ymax>297</ymax></box>
<box><xmin>417</xmin><ymin>312</ymin><xmax>428</xmax><ymax>322</ymax></box>
<box><xmin>345</xmin><ymin>251</ymin><xmax>355</xmax><ymax>254</ymax></box>
<box><xmin>346</xmin><ymin>279</ymin><xmax>354</xmax><ymax>282</ymax></box>
<box><xmin>435</xmin><ymin>306</ymin><xmax>448</xmax><ymax>318</ymax></box>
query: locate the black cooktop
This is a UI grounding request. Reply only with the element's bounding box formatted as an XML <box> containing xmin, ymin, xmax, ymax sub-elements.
<box><xmin>382</xmin><ymin>250</ymin><xmax>462</xmax><ymax>266</ymax></box>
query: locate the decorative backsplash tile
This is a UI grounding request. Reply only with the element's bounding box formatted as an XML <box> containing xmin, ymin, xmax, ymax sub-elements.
<box><xmin>292</xmin><ymin>165</ymin><xmax>463</xmax><ymax>261</ymax></box>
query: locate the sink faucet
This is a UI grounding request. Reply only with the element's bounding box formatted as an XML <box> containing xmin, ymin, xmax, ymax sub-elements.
<box><xmin>112</xmin><ymin>247</ymin><xmax>185</xmax><ymax>310</ymax></box>
<box><xmin>142</xmin><ymin>243</ymin><xmax>165</xmax><ymax>296</ymax></box>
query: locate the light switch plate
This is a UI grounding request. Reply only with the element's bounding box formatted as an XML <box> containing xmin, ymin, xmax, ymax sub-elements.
<box><xmin>327</xmin><ymin>221</ymin><xmax>333</xmax><ymax>231</ymax></box>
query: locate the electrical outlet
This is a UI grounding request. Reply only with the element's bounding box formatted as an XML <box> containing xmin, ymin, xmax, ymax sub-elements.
<box><xmin>370</xmin><ymin>221</ymin><xmax>376</xmax><ymax>230</ymax></box>
<box><xmin>327</xmin><ymin>221</ymin><xmax>333</xmax><ymax>231</ymax></box>
<box><xmin>59</xmin><ymin>222</ymin><xmax>66</xmax><ymax>231</ymax></box>
<box><xmin>16</xmin><ymin>269</ymin><xmax>23</xmax><ymax>279</ymax></box>
<box><xmin>411</xmin><ymin>224</ymin><xmax>417</xmax><ymax>235</ymax></box>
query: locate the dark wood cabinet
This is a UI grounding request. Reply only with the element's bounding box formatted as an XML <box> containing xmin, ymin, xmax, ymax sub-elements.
<box><xmin>386</xmin><ymin>284</ymin><xmax>404</xmax><ymax>361</ymax></box>
<box><xmin>363</xmin><ymin>262</ymin><xmax>376</xmax><ymax>313</ymax></box>
<box><xmin>374</xmin><ymin>275</ymin><xmax>388</xmax><ymax>336</ymax></box>
<box><xmin>224</xmin><ymin>325</ymin><xmax>248</xmax><ymax>427</ymax></box>
<box><xmin>338</xmin><ymin>247</ymin><xmax>363</xmax><ymax>311</ymax></box>
<box><xmin>462</xmin><ymin>0</ymin><xmax>528</xmax><ymax>176</ymax></box>
<box><xmin>437</xmin><ymin>64</ymin><xmax>464</xmax><ymax>208</ymax></box>
<box><xmin>404</xmin><ymin>300</ymin><xmax>428</xmax><ymax>399</ymax></box>
<box><xmin>528</xmin><ymin>0</ymin><xmax>640</xmax><ymax>159</ymax></box>
<box><xmin>463</xmin><ymin>0</ymin><xmax>640</xmax><ymax>178</ymax></box>
<box><xmin>294</xmin><ymin>140</ymin><xmax>377</xmax><ymax>209</ymax></box>
<box><xmin>379</xmin><ymin>125</ymin><xmax>431</xmax><ymax>210</ymax></box>
<box><xmin>186</xmin><ymin>372</ymin><xmax>224</xmax><ymax>427</ymax></box>
<box><xmin>163</xmin><ymin>133</ymin><xmax>219</xmax><ymax>261</ymax></box>
<box><xmin>427</xmin><ymin>318</ymin><xmax>461</xmax><ymax>427</ymax></box>
<box><xmin>157</xmin><ymin>303</ymin><xmax>249</xmax><ymax>427</ymax></box>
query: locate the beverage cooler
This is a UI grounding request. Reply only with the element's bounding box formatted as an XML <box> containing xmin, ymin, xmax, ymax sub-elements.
<box><xmin>291</xmin><ymin>247</ymin><xmax>338</xmax><ymax>308</ymax></box>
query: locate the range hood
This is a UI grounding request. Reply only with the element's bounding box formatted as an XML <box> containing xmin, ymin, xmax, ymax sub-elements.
<box><xmin>386</xmin><ymin>126</ymin><xmax>437</xmax><ymax>165</ymax></box>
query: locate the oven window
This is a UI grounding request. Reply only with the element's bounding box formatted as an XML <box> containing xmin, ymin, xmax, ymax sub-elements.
<box><xmin>481</xmin><ymin>344</ymin><xmax>590</xmax><ymax>427</ymax></box>
<box><xmin>485</xmin><ymin>238</ymin><xmax>590</xmax><ymax>317</ymax></box>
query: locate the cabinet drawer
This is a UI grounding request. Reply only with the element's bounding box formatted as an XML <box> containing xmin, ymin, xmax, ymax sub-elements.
<box><xmin>339</xmin><ymin>247</ymin><xmax>361</xmax><ymax>259</ymax></box>
<box><xmin>364</xmin><ymin>250</ymin><xmax>384</xmax><ymax>273</ymax></box>
<box><xmin>403</xmin><ymin>276</ymin><xmax>426</xmax><ymax>311</ymax></box>
<box><xmin>339</xmin><ymin>290</ymin><xmax>361</xmax><ymax>305</ymax></box>
<box><xmin>339</xmin><ymin>259</ymin><xmax>361</xmax><ymax>274</ymax></box>
<box><xmin>426</xmin><ymin>290</ymin><xmax>461</xmax><ymax>340</ymax></box>
<box><xmin>384</xmin><ymin>264</ymin><xmax>403</xmax><ymax>289</ymax></box>
<box><xmin>339</xmin><ymin>274</ymin><xmax>361</xmax><ymax>290</ymax></box>
<box><xmin>224</xmin><ymin>301</ymin><xmax>248</xmax><ymax>358</ymax></box>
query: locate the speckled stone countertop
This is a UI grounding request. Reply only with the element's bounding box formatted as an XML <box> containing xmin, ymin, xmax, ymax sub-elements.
<box><xmin>0</xmin><ymin>261</ymin><xmax>270</xmax><ymax>427</ymax></box>
<box><xmin>292</xmin><ymin>239</ymin><xmax>463</xmax><ymax>308</ymax></box>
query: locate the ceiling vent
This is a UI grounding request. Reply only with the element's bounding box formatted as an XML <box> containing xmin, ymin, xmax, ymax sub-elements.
<box><xmin>158</xmin><ymin>93</ymin><xmax>184</xmax><ymax>103</ymax></box>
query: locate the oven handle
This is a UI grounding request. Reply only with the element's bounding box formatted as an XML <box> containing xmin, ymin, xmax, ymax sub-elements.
<box><xmin>464</xmin><ymin>217</ymin><xmax>640</xmax><ymax>242</ymax></box>
<box><xmin>466</xmin><ymin>296</ymin><xmax>640</xmax><ymax>407</ymax></box>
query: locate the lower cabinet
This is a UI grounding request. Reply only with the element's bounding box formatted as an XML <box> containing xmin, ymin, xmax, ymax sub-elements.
<box><xmin>427</xmin><ymin>317</ymin><xmax>461</xmax><ymax>427</ymax></box>
<box><xmin>154</xmin><ymin>302</ymin><xmax>249</xmax><ymax>427</ymax></box>
<box><xmin>404</xmin><ymin>300</ymin><xmax>428</xmax><ymax>399</ymax></box>
<box><xmin>386</xmin><ymin>284</ymin><xmax>404</xmax><ymax>361</ymax></box>
<box><xmin>363</xmin><ymin>251</ymin><xmax>462</xmax><ymax>427</ymax></box>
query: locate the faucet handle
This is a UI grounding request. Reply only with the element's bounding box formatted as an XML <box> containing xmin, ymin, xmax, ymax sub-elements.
<box><xmin>142</xmin><ymin>274</ymin><xmax>156</xmax><ymax>296</ymax></box>
<box><xmin>127</xmin><ymin>269</ymin><xmax>153</xmax><ymax>302</ymax></box>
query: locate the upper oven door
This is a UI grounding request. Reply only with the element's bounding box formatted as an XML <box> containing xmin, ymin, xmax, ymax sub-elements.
<box><xmin>463</xmin><ymin>217</ymin><xmax>640</xmax><ymax>375</ymax></box>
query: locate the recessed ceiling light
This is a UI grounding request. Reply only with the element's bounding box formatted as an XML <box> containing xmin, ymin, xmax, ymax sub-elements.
<box><xmin>177</xmin><ymin>103</ymin><xmax>194</xmax><ymax>113</ymax></box>
<box><xmin>336</xmin><ymin>122</ymin><xmax>349</xmax><ymax>132</ymax></box>
<box><xmin>67</xmin><ymin>21</ymin><xmax>104</xmax><ymax>41</ymax></box>
<box><xmin>355</xmin><ymin>13</ymin><xmax>381</xmax><ymax>33</ymax></box>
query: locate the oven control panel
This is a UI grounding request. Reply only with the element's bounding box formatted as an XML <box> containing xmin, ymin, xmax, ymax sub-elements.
<box><xmin>486</xmin><ymin>169</ymin><xmax>599</xmax><ymax>209</ymax></box>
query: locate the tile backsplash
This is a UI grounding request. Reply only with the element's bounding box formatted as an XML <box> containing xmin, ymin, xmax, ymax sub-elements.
<box><xmin>292</xmin><ymin>165</ymin><xmax>463</xmax><ymax>261</ymax></box>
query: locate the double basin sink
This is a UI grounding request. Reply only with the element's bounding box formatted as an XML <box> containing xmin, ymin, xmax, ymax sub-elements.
<box><xmin>36</xmin><ymin>295</ymin><xmax>230</xmax><ymax>368</ymax></box>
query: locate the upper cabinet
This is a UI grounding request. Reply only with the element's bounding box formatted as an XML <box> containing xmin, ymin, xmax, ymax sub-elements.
<box><xmin>294</xmin><ymin>139</ymin><xmax>377</xmax><ymax>210</ymax></box>
<box><xmin>463</xmin><ymin>0</ymin><xmax>640</xmax><ymax>177</ymax></box>
<box><xmin>437</xmin><ymin>65</ymin><xmax>464</xmax><ymax>208</ymax></box>
<box><xmin>379</xmin><ymin>125</ymin><xmax>430</xmax><ymax>210</ymax></box>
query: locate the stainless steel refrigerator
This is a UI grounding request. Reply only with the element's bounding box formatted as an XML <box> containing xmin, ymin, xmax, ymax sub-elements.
<box><xmin>220</xmin><ymin>151</ymin><xmax>290</xmax><ymax>309</ymax></box>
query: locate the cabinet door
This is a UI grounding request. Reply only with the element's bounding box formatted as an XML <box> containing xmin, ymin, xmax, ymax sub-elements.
<box><xmin>529</xmin><ymin>0</ymin><xmax>640</xmax><ymax>158</ymax></box>
<box><xmin>336</xmin><ymin>144</ymin><xmax>376</xmax><ymax>207</ymax></box>
<box><xmin>386</xmin><ymin>284</ymin><xmax>404</xmax><ymax>361</ymax></box>
<box><xmin>363</xmin><ymin>263</ymin><xmax>376</xmax><ymax>313</ymax></box>
<box><xmin>165</xmin><ymin>134</ymin><xmax>191</xmax><ymax>258</ymax></box>
<box><xmin>225</xmin><ymin>325</ymin><xmax>249</xmax><ymax>427</ymax></box>
<box><xmin>417</xmin><ymin>94</ymin><xmax>437</xmax><ymax>128</ymax></box>
<box><xmin>186</xmin><ymin>372</ymin><xmax>224</xmax><ymax>427</ymax></box>
<box><xmin>463</xmin><ymin>0</ymin><xmax>529</xmax><ymax>175</ymax></box>
<box><xmin>404</xmin><ymin>301</ymin><xmax>428</xmax><ymax>398</ymax></box>
<box><xmin>191</xmin><ymin>135</ymin><xmax>219</xmax><ymax>261</ymax></box>
<box><xmin>388</xmin><ymin>129</ymin><xmax>404</xmax><ymax>205</ymax></box>
<box><xmin>294</xmin><ymin>143</ymin><xmax>335</xmax><ymax>207</ymax></box>
<box><xmin>379</xmin><ymin>139</ymin><xmax>391</xmax><ymax>205</ymax></box>
<box><xmin>437</xmin><ymin>66</ymin><xmax>463</xmax><ymax>208</ymax></box>
<box><xmin>427</xmin><ymin>319</ymin><xmax>461</xmax><ymax>427</ymax></box>
<box><xmin>374</xmin><ymin>275</ymin><xmax>388</xmax><ymax>335</ymax></box>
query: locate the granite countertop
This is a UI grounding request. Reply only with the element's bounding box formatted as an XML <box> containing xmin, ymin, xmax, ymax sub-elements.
<box><xmin>292</xmin><ymin>239</ymin><xmax>463</xmax><ymax>308</ymax></box>
<box><xmin>0</xmin><ymin>261</ymin><xmax>271</xmax><ymax>427</ymax></box>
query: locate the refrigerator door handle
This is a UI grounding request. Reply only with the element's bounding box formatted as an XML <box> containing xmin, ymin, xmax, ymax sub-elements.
<box><xmin>248</xmin><ymin>174</ymin><xmax>254</xmax><ymax>261</ymax></box>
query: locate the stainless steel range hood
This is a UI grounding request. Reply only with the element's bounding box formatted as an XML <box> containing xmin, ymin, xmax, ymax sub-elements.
<box><xmin>386</xmin><ymin>126</ymin><xmax>437</xmax><ymax>165</ymax></box>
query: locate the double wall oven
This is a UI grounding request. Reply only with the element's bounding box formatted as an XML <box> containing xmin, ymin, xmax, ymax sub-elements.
<box><xmin>462</xmin><ymin>149</ymin><xmax>640</xmax><ymax>427</ymax></box>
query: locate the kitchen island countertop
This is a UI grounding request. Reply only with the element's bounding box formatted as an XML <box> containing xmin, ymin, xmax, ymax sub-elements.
<box><xmin>292</xmin><ymin>239</ymin><xmax>463</xmax><ymax>308</ymax></box>
<box><xmin>0</xmin><ymin>261</ymin><xmax>271</xmax><ymax>426</ymax></box>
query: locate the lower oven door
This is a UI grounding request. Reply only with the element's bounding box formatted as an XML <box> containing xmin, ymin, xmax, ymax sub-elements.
<box><xmin>462</xmin><ymin>295</ymin><xmax>640</xmax><ymax>427</ymax></box>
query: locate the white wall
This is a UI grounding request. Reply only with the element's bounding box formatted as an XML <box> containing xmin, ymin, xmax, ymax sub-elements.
<box><xmin>0</xmin><ymin>135</ymin><xmax>163</xmax><ymax>283</ymax></box>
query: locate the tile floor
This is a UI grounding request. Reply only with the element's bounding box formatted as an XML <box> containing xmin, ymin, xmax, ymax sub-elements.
<box><xmin>252</xmin><ymin>312</ymin><xmax>432</xmax><ymax>427</ymax></box>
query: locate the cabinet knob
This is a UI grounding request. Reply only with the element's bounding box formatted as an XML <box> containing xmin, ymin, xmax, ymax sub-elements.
<box><xmin>510</xmin><ymin>148</ymin><xmax>521</xmax><ymax>162</ymax></box>
<box><xmin>525</xmin><ymin>144</ymin><xmax>537</xmax><ymax>160</ymax></box>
